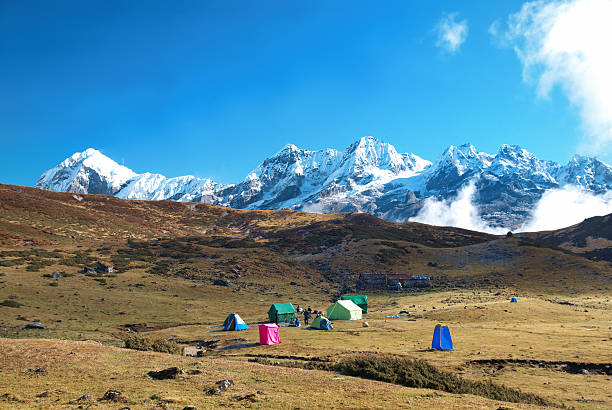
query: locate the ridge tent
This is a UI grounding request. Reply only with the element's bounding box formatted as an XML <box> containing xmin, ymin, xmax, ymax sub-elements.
<box><xmin>327</xmin><ymin>300</ymin><xmax>362</xmax><ymax>320</ymax></box>
<box><xmin>510</xmin><ymin>297</ymin><xmax>518</xmax><ymax>303</ymax></box>
<box><xmin>268</xmin><ymin>303</ymin><xmax>296</xmax><ymax>323</ymax></box>
<box><xmin>259</xmin><ymin>323</ymin><xmax>281</xmax><ymax>345</ymax></box>
<box><xmin>222</xmin><ymin>313</ymin><xmax>249</xmax><ymax>331</ymax></box>
<box><xmin>340</xmin><ymin>295</ymin><xmax>368</xmax><ymax>314</ymax></box>
<box><xmin>432</xmin><ymin>324</ymin><xmax>453</xmax><ymax>350</ymax></box>
<box><xmin>310</xmin><ymin>316</ymin><xmax>333</xmax><ymax>330</ymax></box>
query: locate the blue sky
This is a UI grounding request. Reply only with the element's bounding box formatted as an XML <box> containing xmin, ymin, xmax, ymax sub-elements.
<box><xmin>0</xmin><ymin>0</ymin><xmax>603</xmax><ymax>186</ymax></box>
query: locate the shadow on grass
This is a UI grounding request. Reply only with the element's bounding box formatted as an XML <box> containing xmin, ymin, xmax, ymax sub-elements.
<box><xmin>217</xmin><ymin>342</ymin><xmax>260</xmax><ymax>351</ymax></box>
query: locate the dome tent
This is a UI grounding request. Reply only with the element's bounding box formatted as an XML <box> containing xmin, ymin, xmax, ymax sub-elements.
<box><xmin>223</xmin><ymin>313</ymin><xmax>249</xmax><ymax>331</ymax></box>
<box><xmin>310</xmin><ymin>316</ymin><xmax>333</xmax><ymax>330</ymax></box>
<box><xmin>510</xmin><ymin>297</ymin><xmax>518</xmax><ymax>303</ymax></box>
<box><xmin>327</xmin><ymin>299</ymin><xmax>362</xmax><ymax>320</ymax></box>
<box><xmin>432</xmin><ymin>324</ymin><xmax>453</xmax><ymax>350</ymax></box>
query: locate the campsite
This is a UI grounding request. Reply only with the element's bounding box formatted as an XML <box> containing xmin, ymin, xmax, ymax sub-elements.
<box><xmin>0</xmin><ymin>185</ymin><xmax>611</xmax><ymax>408</ymax></box>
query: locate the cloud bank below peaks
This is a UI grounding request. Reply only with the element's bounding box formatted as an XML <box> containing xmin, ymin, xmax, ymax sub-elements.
<box><xmin>408</xmin><ymin>180</ymin><xmax>507</xmax><ymax>234</ymax></box>
<box><xmin>409</xmin><ymin>179</ymin><xmax>612</xmax><ymax>234</ymax></box>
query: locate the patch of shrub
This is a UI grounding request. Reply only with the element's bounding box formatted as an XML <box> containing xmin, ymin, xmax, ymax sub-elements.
<box><xmin>0</xmin><ymin>299</ymin><xmax>23</xmax><ymax>308</ymax></box>
<box><xmin>335</xmin><ymin>355</ymin><xmax>552</xmax><ymax>406</ymax></box>
<box><xmin>124</xmin><ymin>335</ymin><xmax>182</xmax><ymax>355</ymax></box>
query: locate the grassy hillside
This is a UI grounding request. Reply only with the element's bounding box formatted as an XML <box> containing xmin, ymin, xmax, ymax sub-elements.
<box><xmin>1</xmin><ymin>184</ymin><xmax>611</xmax><ymax>408</ymax></box>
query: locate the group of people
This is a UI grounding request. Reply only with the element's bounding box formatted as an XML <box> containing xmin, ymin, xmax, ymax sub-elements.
<box><xmin>296</xmin><ymin>305</ymin><xmax>323</xmax><ymax>325</ymax></box>
<box><xmin>273</xmin><ymin>304</ymin><xmax>323</xmax><ymax>327</ymax></box>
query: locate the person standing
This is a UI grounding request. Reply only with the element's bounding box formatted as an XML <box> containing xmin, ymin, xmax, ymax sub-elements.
<box><xmin>275</xmin><ymin>310</ymin><xmax>279</xmax><ymax>326</ymax></box>
<box><xmin>304</xmin><ymin>309</ymin><xmax>311</xmax><ymax>325</ymax></box>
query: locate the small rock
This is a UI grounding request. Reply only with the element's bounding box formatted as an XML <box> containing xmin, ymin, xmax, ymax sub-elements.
<box><xmin>183</xmin><ymin>406</ymin><xmax>198</xmax><ymax>410</ymax></box>
<box><xmin>147</xmin><ymin>367</ymin><xmax>183</xmax><ymax>380</ymax></box>
<box><xmin>362</xmin><ymin>322</ymin><xmax>369</xmax><ymax>327</ymax></box>
<box><xmin>213</xmin><ymin>279</ymin><xmax>232</xmax><ymax>287</ymax></box>
<box><xmin>24</xmin><ymin>321</ymin><xmax>45</xmax><ymax>330</ymax></box>
<box><xmin>273</xmin><ymin>361</ymin><xmax>280</xmax><ymax>366</ymax></box>
<box><xmin>233</xmin><ymin>392</ymin><xmax>261</xmax><ymax>402</ymax></box>
<box><xmin>189</xmin><ymin>369</ymin><xmax>203</xmax><ymax>375</ymax></box>
<box><xmin>36</xmin><ymin>391</ymin><xmax>49</xmax><ymax>398</ymax></box>
<box><xmin>51</xmin><ymin>271</ymin><xmax>62</xmax><ymax>279</ymax></box>
<box><xmin>100</xmin><ymin>390</ymin><xmax>124</xmax><ymax>402</ymax></box>
<box><xmin>580</xmin><ymin>369</ymin><xmax>590</xmax><ymax>375</ymax></box>
<box><xmin>206</xmin><ymin>379</ymin><xmax>234</xmax><ymax>395</ymax></box>
<box><xmin>74</xmin><ymin>394</ymin><xmax>91</xmax><ymax>402</ymax></box>
<box><xmin>0</xmin><ymin>273</ymin><xmax>7</xmax><ymax>277</ymax></box>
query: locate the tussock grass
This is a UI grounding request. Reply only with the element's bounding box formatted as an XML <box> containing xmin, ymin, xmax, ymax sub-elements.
<box><xmin>336</xmin><ymin>355</ymin><xmax>554</xmax><ymax>407</ymax></box>
<box><xmin>123</xmin><ymin>334</ymin><xmax>182</xmax><ymax>355</ymax></box>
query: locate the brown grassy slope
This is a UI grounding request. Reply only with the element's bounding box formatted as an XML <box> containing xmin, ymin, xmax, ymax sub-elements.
<box><xmin>0</xmin><ymin>184</ymin><xmax>495</xmax><ymax>248</ymax></box>
<box><xmin>529</xmin><ymin>213</ymin><xmax>612</xmax><ymax>261</ymax></box>
<box><xmin>0</xmin><ymin>338</ymin><xmax>544</xmax><ymax>409</ymax></box>
<box><xmin>1</xmin><ymin>184</ymin><xmax>611</xmax><ymax>296</ymax></box>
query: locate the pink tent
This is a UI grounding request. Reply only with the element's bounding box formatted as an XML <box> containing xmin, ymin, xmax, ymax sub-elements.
<box><xmin>258</xmin><ymin>323</ymin><xmax>281</xmax><ymax>345</ymax></box>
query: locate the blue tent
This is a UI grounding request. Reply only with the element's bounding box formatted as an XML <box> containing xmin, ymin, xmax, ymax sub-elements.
<box><xmin>510</xmin><ymin>297</ymin><xmax>518</xmax><ymax>303</ymax></box>
<box><xmin>432</xmin><ymin>324</ymin><xmax>453</xmax><ymax>350</ymax></box>
<box><xmin>223</xmin><ymin>313</ymin><xmax>249</xmax><ymax>331</ymax></box>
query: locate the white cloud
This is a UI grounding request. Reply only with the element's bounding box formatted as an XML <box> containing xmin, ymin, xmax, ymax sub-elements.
<box><xmin>409</xmin><ymin>180</ymin><xmax>507</xmax><ymax>234</ymax></box>
<box><xmin>409</xmin><ymin>179</ymin><xmax>612</xmax><ymax>234</ymax></box>
<box><xmin>435</xmin><ymin>12</ymin><xmax>469</xmax><ymax>53</ymax></box>
<box><xmin>518</xmin><ymin>185</ymin><xmax>612</xmax><ymax>231</ymax></box>
<box><xmin>501</xmin><ymin>0</ymin><xmax>612</xmax><ymax>153</ymax></box>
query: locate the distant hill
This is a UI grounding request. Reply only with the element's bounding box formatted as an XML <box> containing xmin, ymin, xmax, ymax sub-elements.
<box><xmin>2</xmin><ymin>183</ymin><xmax>611</xmax><ymax>294</ymax></box>
<box><xmin>531</xmin><ymin>213</ymin><xmax>612</xmax><ymax>261</ymax></box>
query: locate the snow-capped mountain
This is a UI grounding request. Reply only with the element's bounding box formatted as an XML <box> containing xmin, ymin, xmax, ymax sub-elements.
<box><xmin>36</xmin><ymin>148</ymin><xmax>137</xmax><ymax>195</ymax></box>
<box><xmin>34</xmin><ymin>137</ymin><xmax>612</xmax><ymax>229</ymax></box>
<box><xmin>35</xmin><ymin>148</ymin><xmax>226</xmax><ymax>203</ymax></box>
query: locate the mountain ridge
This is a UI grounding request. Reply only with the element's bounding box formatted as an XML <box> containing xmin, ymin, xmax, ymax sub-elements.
<box><xmin>34</xmin><ymin>136</ymin><xmax>612</xmax><ymax>229</ymax></box>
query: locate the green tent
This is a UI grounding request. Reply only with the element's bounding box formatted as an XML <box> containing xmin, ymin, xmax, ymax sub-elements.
<box><xmin>310</xmin><ymin>316</ymin><xmax>333</xmax><ymax>330</ymax></box>
<box><xmin>340</xmin><ymin>295</ymin><xmax>368</xmax><ymax>314</ymax></box>
<box><xmin>268</xmin><ymin>303</ymin><xmax>296</xmax><ymax>323</ymax></box>
<box><xmin>327</xmin><ymin>300</ymin><xmax>362</xmax><ymax>320</ymax></box>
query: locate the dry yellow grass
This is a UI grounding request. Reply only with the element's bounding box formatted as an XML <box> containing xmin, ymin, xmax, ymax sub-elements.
<box><xmin>0</xmin><ymin>338</ymin><xmax>546</xmax><ymax>409</ymax></box>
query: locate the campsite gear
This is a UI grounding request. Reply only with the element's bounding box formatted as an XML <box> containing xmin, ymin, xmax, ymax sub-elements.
<box><xmin>268</xmin><ymin>303</ymin><xmax>296</xmax><ymax>323</ymax></box>
<box><xmin>295</xmin><ymin>317</ymin><xmax>301</xmax><ymax>327</ymax></box>
<box><xmin>259</xmin><ymin>323</ymin><xmax>281</xmax><ymax>345</ymax></box>
<box><xmin>432</xmin><ymin>324</ymin><xmax>453</xmax><ymax>350</ymax></box>
<box><xmin>222</xmin><ymin>313</ymin><xmax>249</xmax><ymax>331</ymax></box>
<box><xmin>310</xmin><ymin>316</ymin><xmax>333</xmax><ymax>330</ymax></box>
<box><xmin>340</xmin><ymin>295</ymin><xmax>368</xmax><ymax>313</ymax></box>
<box><xmin>327</xmin><ymin>300</ymin><xmax>363</xmax><ymax>320</ymax></box>
<box><xmin>510</xmin><ymin>297</ymin><xmax>518</xmax><ymax>303</ymax></box>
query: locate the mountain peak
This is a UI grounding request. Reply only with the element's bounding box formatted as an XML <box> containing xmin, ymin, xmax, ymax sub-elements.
<box><xmin>36</xmin><ymin>148</ymin><xmax>137</xmax><ymax>195</ymax></box>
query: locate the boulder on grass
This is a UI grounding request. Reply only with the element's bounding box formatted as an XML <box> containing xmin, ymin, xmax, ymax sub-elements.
<box><xmin>147</xmin><ymin>367</ymin><xmax>183</xmax><ymax>380</ymax></box>
<box><xmin>24</xmin><ymin>322</ymin><xmax>45</xmax><ymax>330</ymax></box>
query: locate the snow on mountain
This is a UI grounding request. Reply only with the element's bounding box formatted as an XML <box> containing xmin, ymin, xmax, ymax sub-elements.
<box><xmin>424</xmin><ymin>143</ymin><xmax>493</xmax><ymax>193</ymax></box>
<box><xmin>34</xmin><ymin>138</ymin><xmax>612</xmax><ymax>230</ymax></box>
<box><xmin>35</xmin><ymin>148</ymin><xmax>137</xmax><ymax>195</ymax></box>
<box><xmin>556</xmin><ymin>155</ymin><xmax>612</xmax><ymax>193</ymax></box>
<box><xmin>35</xmin><ymin>148</ymin><xmax>225</xmax><ymax>202</ymax></box>
<box><xmin>116</xmin><ymin>173</ymin><xmax>223</xmax><ymax>202</ymax></box>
